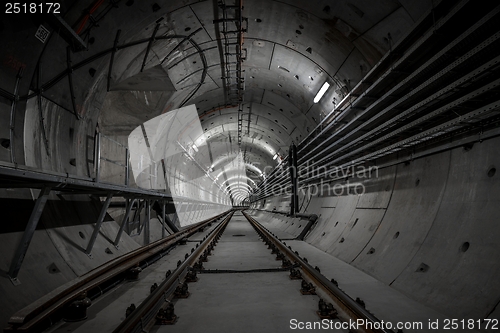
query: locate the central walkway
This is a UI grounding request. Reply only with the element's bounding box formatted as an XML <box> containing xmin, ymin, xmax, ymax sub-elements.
<box><xmin>156</xmin><ymin>211</ymin><xmax>345</xmax><ymax>333</ymax></box>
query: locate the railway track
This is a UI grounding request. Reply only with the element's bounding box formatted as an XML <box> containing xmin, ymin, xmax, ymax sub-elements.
<box><xmin>4</xmin><ymin>211</ymin><xmax>230</xmax><ymax>333</ymax></box>
<box><xmin>7</xmin><ymin>210</ymin><xmax>394</xmax><ymax>333</ymax></box>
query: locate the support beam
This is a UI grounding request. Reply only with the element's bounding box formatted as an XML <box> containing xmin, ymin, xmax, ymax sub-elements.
<box><xmin>125</xmin><ymin>148</ymin><xmax>130</xmax><ymax>186</ymax></box>
<box><xmin>85</xmin><ymin>193</ymin><xmax>113</xmax><ymax>257</ymax></box>
<box><xmin>144</xmin><ymin>200</ymin><xmax>150</xmax><ymax>245</ymax></box>
<box><xmin>95</xmin><ymin>132</ymin><xmax>101</xmax><ymax>182</ymax></box>
<box><xmin>161</xmin><ymin>201</ymin><xmax>166</xmax><ymax>238</ymax></box>
<box><xmin>107</xmin><ymin>29</ymin><xmax>121</xmax><ymax>92</ymax></box>
<box><xmin>131</xmin><ymin>200</ymin><xmax>145</xmax><ymax>235</ymax></box>
<box><xmin>113</xmin><ymin>199</ymin><xmax>136</xmax><ymax>247</ymax></box>
<box><xmin>8</xmin><ymin>187</ymin><xmax>52</xmax><ymax>284</ymax></box>
<box><xmin>163</xmin><ymin>201</ymin><xmax>179</xmax><ymax>233</ymax></box>
<box><xmin>66</xmin><ymin>47</ymin><xmax>80</xmax><ymax>120</ymax></box>
<box><xmin>9</xmin><ymin>67</ymin><xmax>23</xmax><ymax>165</ymax></box>
<box><xmin>289</xmin><ymin>143</ymin><xmax>298</xmax><ymax>216</ymax></box>
<box><xmin>141</xmin><ymin>24</ymin><xmax>160</xmax><ymax>72</ymax></box>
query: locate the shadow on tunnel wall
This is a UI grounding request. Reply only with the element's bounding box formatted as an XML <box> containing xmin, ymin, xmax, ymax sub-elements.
<box><xmin>0</xmin><ymin>197</ymin><xmax>113</xmax><ymax>234</ymax></box>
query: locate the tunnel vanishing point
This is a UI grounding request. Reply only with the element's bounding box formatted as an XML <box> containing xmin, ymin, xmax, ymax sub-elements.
<box><xmin>0</xmin><ymin>0</ymin><xmax>499</xmax><ymax>332</ymax></box>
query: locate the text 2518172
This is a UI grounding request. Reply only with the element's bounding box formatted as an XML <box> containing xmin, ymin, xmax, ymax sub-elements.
<box><xmin>5</xmin><ymin>3</ymin><xmax>61</xmax><ymax>14</ymax></box>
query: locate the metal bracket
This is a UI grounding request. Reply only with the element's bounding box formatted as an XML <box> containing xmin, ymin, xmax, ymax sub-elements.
<box><xmin>85</xmin><ymin>193</ymin><xmax>113</xmax><ymax>256</ymax></box>
<box><xmin>8</xmin><ymin>186</ymin><xmax>52</xmax><ymax>284</ymax></box>
<box><xmin>114</xmin><ymin>199</ymin><xmax>136</xmax><ymax>248</ymax></box>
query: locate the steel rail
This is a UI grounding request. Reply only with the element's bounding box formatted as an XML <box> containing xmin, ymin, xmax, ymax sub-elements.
<box><xmin>242</xmin><ymin>211</ymin><xmax>394</xmax><ymax>333</ymax></box>
<box><xmin>113</xmin><ymin>211</ymin><xmax>234</xmax><ymax>333</ymax></box>
<box><xmin>4</xmin><ymin>211</ymin><xmax>231</xmax><ymax>332</ymax></box>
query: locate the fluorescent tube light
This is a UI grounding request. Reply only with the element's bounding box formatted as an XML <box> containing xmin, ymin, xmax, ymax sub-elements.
<box><xmin>313</xmin><ymin>82</ymin><xmax>330</xmax><ymax>103</ymax></box>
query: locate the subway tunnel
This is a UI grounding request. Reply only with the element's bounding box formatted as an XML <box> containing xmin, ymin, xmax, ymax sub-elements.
<box><xmin>0</xmin><ymin>0</ymin><xmax>499</xmax><ymax>332</ymax></box>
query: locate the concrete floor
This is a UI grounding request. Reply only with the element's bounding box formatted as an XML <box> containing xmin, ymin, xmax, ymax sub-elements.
<box><xmin>45</xmin><ymin>212</ymin><xmax>478</xmax><ymax>333</ymax></box>
<box><xmin>258</xmin><ymin>220</ymin><xmax>479</xmax><ymax>333</ymax></box>
<box><xmin>155</xmin><ymin>212</ymin><xmax>346</xmax><ymax>333</ymax></box>
<box><xmin>46</xmin><ymin>222</ymin><xmax>220</xmax><ymax>333</ymax></box>
<box><xmin>156</xmin><ymin>273</ymin><xmax>339</xmax><ymax>333</ymax></box>
<box><xmin>203</xmin><ymin>214</ymin><xmax>280</xmax><ymax>270</ymax></box>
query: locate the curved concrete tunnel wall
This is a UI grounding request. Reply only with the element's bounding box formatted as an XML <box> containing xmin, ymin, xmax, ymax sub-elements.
<box><xmin>250</xmin><ymin>136</ymin><xmax>500</xmax><ymax>320</ymax></box>
<box><xmin>0</xmin><ymin>0</ymin><xmax>499</xmax><ymax>329</ymax></box>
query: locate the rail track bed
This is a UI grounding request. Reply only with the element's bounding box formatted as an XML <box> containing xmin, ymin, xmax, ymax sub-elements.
<box><xmin>11</xmin><ymin>210</ymin><xmax>468</xmax><ymax>333</ymax></box>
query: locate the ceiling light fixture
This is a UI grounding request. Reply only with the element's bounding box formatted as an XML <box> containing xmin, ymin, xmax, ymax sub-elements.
<box><xmin>313</xmin><ymin>82</ymin><xmax>330</xmax><ymax>103</ymax></box>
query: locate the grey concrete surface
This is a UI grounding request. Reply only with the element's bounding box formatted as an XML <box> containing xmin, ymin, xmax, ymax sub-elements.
<box><xmin>1</xmin><ymin>0</ymin><xmax>499</xmax><ymax>331</ymax></box>
<box><xmin>45</xmin><ymin>222</ymin><xmax>220</xmax><ymax>333</ymax></box>
<box><xmin>285</xmin><ymin>240</ymin><xmax>475</xmax><ymax>333</ymax></box>
<box><xmin>156</xmin><ymin>273</ymin><xmax>345</xmax><ymax>333</ymax></box>
<box><xmin>254</xmin><ymin>135</ymin><xmax>500</xmax><ymax>320</ymax></box>
<box><xmin>155</xmin><ymin>213</ymin><xmax>347</xmax><ymax>333</ymax></box>
<box><xmin>204</xmin><ymin>214</ymin><xmax>280</xmax><ymax>270</ymax></box>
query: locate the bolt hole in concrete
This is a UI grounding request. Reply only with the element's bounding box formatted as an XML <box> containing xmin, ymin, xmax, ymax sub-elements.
<box><xmin>48</xmin><ymin>263</ymin><xmax>60</xmax><ymax>274</ymax></box>
<box><xmin>296</xmin><ymin>29</ymin><xmax>302</xmax><ymax>35</ymax></box>
<box><xmin>79</xmin><ymin>231</ymin><xmax>85</xmax><ymax>239</ymax></box>
<box><xmin>393</xmin><ymin>231</ymin><xmax>400</xmax><ymax>239</ymax></box>
<box><xmin>460</xmin><ymin>242</ymin><xmax>470</xmax><ymax>252</ymax></box>
<box><xmin>463</xmin><ymin>142</ymin><xmax>474</xmax><ymax>151</ymax></box>
<box><xmin>416</xmin><ymin>263</ymin><xmax>430</xmax><ymax>273</ymax></box>
<box><xmin>339</xmin><ymin>237</ymin><xmax>345</xmax><ymax>243</ymax></box>
<box><xmin>488</xmin><ymin>167</ymin><xmax>496</xmax><ymax>177</ymax></box>
<box><xmin>69</xmin><ymin>158</ymin><xmax>76</xmax><ymax>166</ymax></box>
<box><xmin>255</xmin><ymin>18</ymin><xmax>262</xmax><ymax>22</ymax></box>
<box><xmin>367</xmin><ymin>247</ymin><xmax>375</xmax><ymax>254</ymax></box>
<box><xmin>0</xmin><ymin>138</ymin><xmax>10</xmax><ymax>149</ymax></box>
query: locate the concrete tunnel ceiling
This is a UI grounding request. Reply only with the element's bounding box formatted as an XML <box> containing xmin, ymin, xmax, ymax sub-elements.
<box><xmin>3</xmin><ymin>0</ymin><xmax>500</xmax><ymax>328</ymax></box>
<box><xmin>76</xmin><ymin>0</ymin><xmax>424</xmax><ymax>202</ymax></box>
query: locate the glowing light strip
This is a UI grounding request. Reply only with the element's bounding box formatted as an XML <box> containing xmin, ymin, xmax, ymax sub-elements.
<box><xmin>313</xmin><ymin>82</ymin><xmax>330</xmax><ymax>103</ymax></box>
